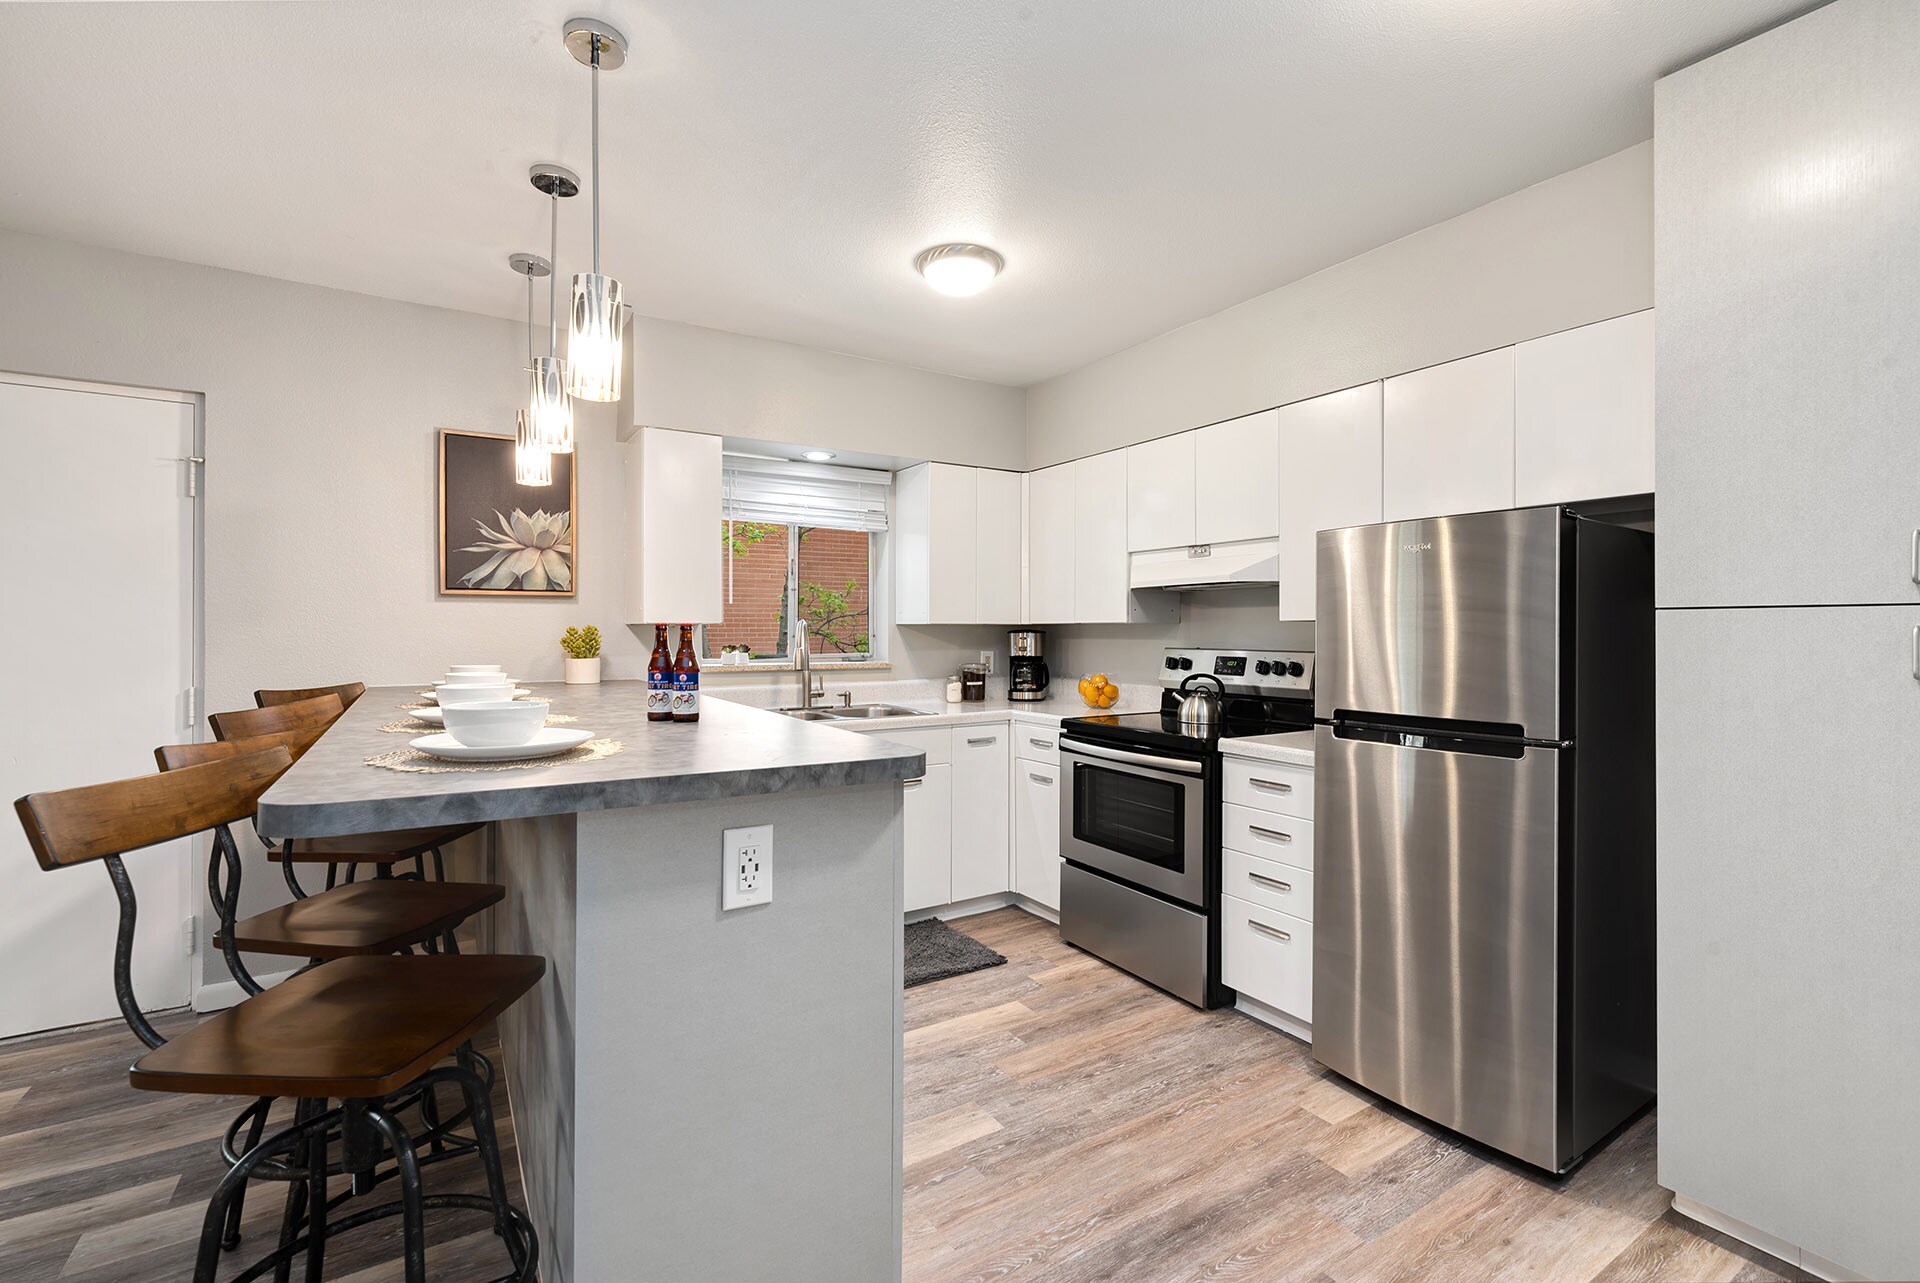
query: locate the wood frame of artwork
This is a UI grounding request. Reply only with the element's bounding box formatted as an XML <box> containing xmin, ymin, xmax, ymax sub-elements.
<box><xmin>437</xmin><ymin>428</ymin><xmax>579</xmax><ymax>597</ymax></box>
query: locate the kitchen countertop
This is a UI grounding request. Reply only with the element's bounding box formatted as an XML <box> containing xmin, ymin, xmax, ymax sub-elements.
<box><xmin>1219</xmin><ymin>729</ymin><xmax>1316</xmax><ymax>767</ymax></box>
<box><xmin>795</xmin><ymin>692</ymin><xmax>1155</xmax><ymax>730</ymax></box>
<box><xmin>255</xmin><ymin>681</ymin><xmax>925</xmax><ymax>839</ymax></box>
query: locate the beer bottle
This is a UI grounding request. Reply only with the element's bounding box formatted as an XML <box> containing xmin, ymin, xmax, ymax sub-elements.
<box><xmin>647</xmin><ymin>624</ymin><xmax>673</xmax><ymax>722</ymax></box>
<box><xmin>671</xmin><ymin>624</ymin><xmax>701</xmax><ymax>723</ymax></box>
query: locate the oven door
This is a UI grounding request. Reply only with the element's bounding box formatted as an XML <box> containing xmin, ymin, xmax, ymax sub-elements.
<box><xmin>1060</xmin><ymin>737</ymin><xmax>1208</xmax><ymax>905</ymax></box>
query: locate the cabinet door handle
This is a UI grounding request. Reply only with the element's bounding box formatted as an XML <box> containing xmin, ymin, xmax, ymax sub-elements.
<box><xmin>903</xmin><ymin>778</ymin><xmax>924</xmax><ymax>790</ymax></box>
<box><xmin>1248</xmin><ymin>920</ymin><xmax>1292</xmax><ymax>943</ymax></box>
<box><xmin>966</xmin><ymin>736</ymin><xmax>998</xmax><ymax>747</ymax></box>
<box><xmin>1029</xmin><ymin>772</ymin><xmax>1053</xmax><ymax>786</ymax></box>
<box><xmin>1248</xmin><ymin>824</ymin><xmax>1295</xmax><ymax>844</ymax></box>
<box><xmin>1911</xmin><ymin>530</ymin><xmax>1919</xmax><ymax>585</ymax></box>
<box><xmin>1247</xmin><ymin>871</ymin><xmax>1293</xmax><ymax>893</ymax></box>
<box><xmin>1250</xmin><ymin>778</ymin><xmax>1293</xmax><ymax>794</ymax></box>
<box><xmin>1029</xmin><ymin>737</ymin><xmax>1054</xmax><ymax>749</ymax></box>
<box><xmin>1912</xmin><ymin>625</ymin><xmax>1919</xmax><ymax>681</ymax></box>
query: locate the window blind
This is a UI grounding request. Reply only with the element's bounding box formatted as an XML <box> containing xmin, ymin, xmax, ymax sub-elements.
<box><xmin>721</xmin><ymin>456</ymin><xmax>891</xmax><ymax>533</ymax></box>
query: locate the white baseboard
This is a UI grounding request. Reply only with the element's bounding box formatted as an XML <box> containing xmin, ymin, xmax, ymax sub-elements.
<box><xmin>906</xmin><ymin>894</ymin><xmax>1059</xmax><ymax>926</ymax></box>
<box><xmin>193</xmin><ymin>967</ymin><xmax>300</xmax><ymax>1012</ymax></box>
<box><xmin>1234</xmin><ymin>994</ymin><xmax>1312</xmax><ymax>1044</ymax></box>
<box><xmin>1670</xmin><ymin>1194</ymin><xmax>1869</xmax><ymax>1282</ymax></box>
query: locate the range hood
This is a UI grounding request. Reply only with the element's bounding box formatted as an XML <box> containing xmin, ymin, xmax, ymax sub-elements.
<box><xmin>1129</xmin><ymin>538</ymin><xmax>1280</xmax><ymax>591</ymax></box>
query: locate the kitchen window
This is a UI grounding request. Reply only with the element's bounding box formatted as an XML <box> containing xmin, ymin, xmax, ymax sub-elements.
<box><xmin>705</xmin><ymin>457</ymin><xmax>890</xmax><ymax>665</ymax></box>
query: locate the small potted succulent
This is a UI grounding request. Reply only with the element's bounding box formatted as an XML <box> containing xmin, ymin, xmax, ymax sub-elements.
<box><xmin>561</xmin><ymin>625</ymin><xmax>603</xmax><ymax>684</ymax></box>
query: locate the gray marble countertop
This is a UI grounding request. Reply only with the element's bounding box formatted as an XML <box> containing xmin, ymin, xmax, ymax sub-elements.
<box><xmin>255</xmin><ymin>681</ymin><xmax>926</xmax><ymax>839</ymax></box>
<box><xmin>733</xmin><ymin>691</ymin><xmax>1156</xmax><ymax>730</ymax></box>
<box><xmin>1218</xmin><ymin>729</ymin><xmax>1316</xmax><ymax>767</ymax></box>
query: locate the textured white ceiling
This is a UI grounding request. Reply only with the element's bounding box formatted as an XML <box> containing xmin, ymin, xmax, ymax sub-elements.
<box><xmin>0</xmin><ymin>0</ymin><xmax>1807</xmax><ymax>385</ymax></box>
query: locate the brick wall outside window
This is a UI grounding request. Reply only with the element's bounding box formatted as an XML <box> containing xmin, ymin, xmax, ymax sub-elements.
<box><xmin>708</xmin><ymin>523</ymin><xmax>871</xmax><ymax>658</ymax></box>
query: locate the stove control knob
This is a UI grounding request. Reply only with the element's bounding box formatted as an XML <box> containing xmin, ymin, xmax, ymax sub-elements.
<box><xmin>1253</xmin><ymin>660</ymin><xmax>1272</xmax><ymax>676</ymax></box>
<box><xmin>1163</xmin><ymin>656</ymin><xmax>1180</xmax><ymax>670</ymax></box>
<box><xmin>1286</xmin><ymin>661</ymin><xmax>1305</xmax><ymax>678</ymax></box>
<box><xmin>1176</xmin><ymin>657</ymin><xmax>1193</xmax><ymax>671</ymax></box>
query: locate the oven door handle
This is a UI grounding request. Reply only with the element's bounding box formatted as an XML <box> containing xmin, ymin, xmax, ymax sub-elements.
<box><xmin>1059</xmin><ymin>738</ymin><xmax>1205</xmax><ymax>776</ymax></box>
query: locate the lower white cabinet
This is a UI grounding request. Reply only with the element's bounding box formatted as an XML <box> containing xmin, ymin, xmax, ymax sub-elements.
<box><xmin>1221</xmin><ymin>894</ymin><xmax>1313</xmax><ymax>1023</ymax></box>
<box><xmin>1013</xmin><ymin>761</ymin><xmax>1061</xmax><ymax>911</ymax></box>
<box><xmin>902</xmin><ymin>765</ymin><xmax>952</xmax><ymax>913</ymax></box>
<box><xmin>1221</xmin><ymin>750</ymin><xmax>1316</xmax><ymax>1033</ymax></box>
<box><xmin>951</xmin><ymin>726</ymin><xmax>1011</xmax><ymax>902</ymax></box>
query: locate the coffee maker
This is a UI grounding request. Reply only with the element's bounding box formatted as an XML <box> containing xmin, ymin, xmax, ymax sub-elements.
<box><xmin>1008</xmin><ymin>630</ymin><xmax>1050</xmax><ymax>702</ymax></box>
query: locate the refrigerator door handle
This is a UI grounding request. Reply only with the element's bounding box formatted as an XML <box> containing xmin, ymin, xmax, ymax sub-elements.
<box><xmin>1911</xmin><ymin>624</ymin><xmax>1918</xmax><ymax>681</ymax></box>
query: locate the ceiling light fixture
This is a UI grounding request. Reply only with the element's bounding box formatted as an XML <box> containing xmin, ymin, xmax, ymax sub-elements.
<box><xmin>508</xmin><ymin>252</ymin><xmax>556</xmax><ymax>486</ymax></box>
<box><xmin>915</xmin><ymin>243</ymin><xmax>1004</xmax><ymax>297</ymax></box>
<box><xmin>801</xmin><ymin>450</ymin><xmax>837</xmax><ymax>463</ymax></box>
<box><xmin>563</xmin><ymin>18</ymin><xmax>628</xmax><ymax>403</ymax></box>
<box><xmin>526</xmin><ymin>164</ymin><xmax>579</xmax><ymax>454</ymax></box>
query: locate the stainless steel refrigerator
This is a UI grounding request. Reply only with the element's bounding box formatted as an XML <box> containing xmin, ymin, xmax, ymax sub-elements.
<box><xmin>1312</xmin><ymin>505</ymin><xmax>1655</xmax><ymax>1173</ymax></box>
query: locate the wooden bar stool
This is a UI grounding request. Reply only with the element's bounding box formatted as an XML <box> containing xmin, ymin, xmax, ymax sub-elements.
<box><xmin>255</xmin><ymin>681</ymin><xmax>368</xmax><ymax>711</ymax></box>
<box><xmin>210</xmin><ymin>693</ymin><xmax>481</xmax><ymax>888</ymax></box>
<box><xmin>13</xmin><ymin>748</ymin><xmax>542</xmax><ymax>1283</ymax></box>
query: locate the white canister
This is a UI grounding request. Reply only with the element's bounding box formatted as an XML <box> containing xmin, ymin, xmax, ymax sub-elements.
<box><xmin>945</xmin><ymin>674</ymin><xmax>963</xmax><ymax>703</ymax></box>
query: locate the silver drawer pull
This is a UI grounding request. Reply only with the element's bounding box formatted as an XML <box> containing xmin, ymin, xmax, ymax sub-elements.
<box><xmin>1029</xmin><ymin>737</ymin><xmax>1054</xmax><ymax>749</ymax></box>
<box><xmin>1249</xmin><ymin>920</ymin><xmax>1292</xmax><ymax>943</ymax></box>
<box><xmin>1251</xmin><ymin>778</ymin><xmax>1293</xmax><ymax>794</ymax></box>
<box><xmin>966</xmin><ymin>736</ymin><xmax>998</xmax><ymax>747</ymax></box>
<box><xmin>1029</xmin><ymin>772</ymin><xmax>1053</xmax><ymax>786</ymax></box>
<box><xmin>1247</xmin><ymin>871</ymin><xmax>1293</xmax><ymax>893</ymax></box>
<box><xmin>1912</xmin><ymin>625</ymin><xmax>1918</xmax><ymax>682</ymax></box>
<box><xmin>1911</xmin><ymin>530</ymin><xmax>1919</xmax><ymax>585</ymax></box>
<box><xmin>1248</xmin><ymin>824</ymin><xmax>1294</xmax><ymax>844</ymax></box>
<box><xmin>903</xmin><ymin>778</ymin><xmax>924</xmax><ymax>790</ymax></box>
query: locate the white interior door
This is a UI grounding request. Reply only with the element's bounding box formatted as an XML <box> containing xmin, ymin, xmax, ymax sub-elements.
<box><xmin>0</xmin><ymin>374</ymin><xmax>198</xmax><ymax>1038</ymax></box>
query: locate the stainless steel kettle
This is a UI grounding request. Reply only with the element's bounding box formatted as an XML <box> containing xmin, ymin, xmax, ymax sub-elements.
<box><xmin>1176</xmin><ymin>673</ymin><xmax>1226</xmax><ymax>730</ymax></box>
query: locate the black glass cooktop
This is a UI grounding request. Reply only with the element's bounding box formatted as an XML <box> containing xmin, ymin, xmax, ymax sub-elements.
<box><xmin>1064</xmin><ymin>695</ymin><xmax>1314</xmax><ymax>756</ymax></box>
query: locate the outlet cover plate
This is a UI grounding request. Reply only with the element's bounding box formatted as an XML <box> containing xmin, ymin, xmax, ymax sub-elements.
<box><xmin>722</xmin><ymin>824</ymin><xmax>773</xmax><ymax>910</ymax></box>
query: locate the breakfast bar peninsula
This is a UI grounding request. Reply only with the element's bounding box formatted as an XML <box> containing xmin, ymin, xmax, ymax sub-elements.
<box><xmin>255</xmin><ymin>681</ymin><xmax>925</xmax><ymax>1283</ymax></box>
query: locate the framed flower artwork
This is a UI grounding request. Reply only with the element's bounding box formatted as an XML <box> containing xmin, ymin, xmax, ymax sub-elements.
<box><xmin>437</xmin><ymin>428</ymin><xmax>577</xmax><ymax>596</ymax></box>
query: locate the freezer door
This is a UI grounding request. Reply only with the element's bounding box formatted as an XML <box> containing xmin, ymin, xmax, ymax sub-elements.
<box><xmin>1316</xmin><ymin>507</ymin><xmax>1566</xmax><ymax>738</ymax></box>
<box><xmin>1312</xmin><ymin>724</ymin><xmax>1566</xmax><ymax>1171</ymax></box>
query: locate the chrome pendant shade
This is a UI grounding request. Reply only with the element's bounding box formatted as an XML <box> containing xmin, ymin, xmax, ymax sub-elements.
<box><xmin>563</xmin><ymin>18</ymin><xmax>628</xmax><ymax>403</ymax></box>
<box><xmin>528</xmin><ymin>164</ymin><xmax>579</xmax><ymax>454</ymax></box>
<box><xmin>508</xmin><ymin>250</ymin><xmax>558</xmax><ymax>486</ymax></box>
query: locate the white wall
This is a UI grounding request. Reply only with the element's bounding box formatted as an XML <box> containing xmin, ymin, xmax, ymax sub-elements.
<box><xmin>1025</xmin><ymin>142</ymin><xmax>1653</xmax><ymax>467</ymax></box>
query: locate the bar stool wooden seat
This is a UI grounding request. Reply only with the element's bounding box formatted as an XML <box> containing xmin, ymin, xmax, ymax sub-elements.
<box><xmin>12</xmin><ymin>748</ymin><xmax>542</xmax><ymax>1283</ymax></box>
<box><xmin>255</xmin><ymin>681</ymin><xmax>368</xmax><ymax>711</ymax></box>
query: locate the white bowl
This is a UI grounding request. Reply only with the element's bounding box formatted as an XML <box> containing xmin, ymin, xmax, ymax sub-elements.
<box><xmin>440</xmin><ymin>699</ymin><xmax>549</xmax><ymax>747</ymax></box>
<box><xmin>436</xmin><ymin>681</ymin><xmax>516</xmax><ymax>706</ymax></box>
<box><xmin>446</xmin><ymin>664</ymin><xmax>504</xmax><ymax>676</ymax></box>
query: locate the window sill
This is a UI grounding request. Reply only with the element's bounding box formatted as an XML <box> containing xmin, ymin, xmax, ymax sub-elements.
<box><xmin>704</xmin><ymin>659</ymin><xmax>892</xmax><ymax>673</ymax></box>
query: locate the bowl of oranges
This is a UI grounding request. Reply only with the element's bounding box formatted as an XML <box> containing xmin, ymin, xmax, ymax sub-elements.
<box><xmin>1077</xmin><ymin>673</ymin><xmax>1121</xmax><ymax>709</ymax></box>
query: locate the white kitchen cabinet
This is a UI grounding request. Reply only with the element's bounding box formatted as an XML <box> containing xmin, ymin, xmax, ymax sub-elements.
<box><xmin>1013</xmin><ymin>760</ymin><xmax>1061</xmax><ymax>911</ymax></box>
<box><xmin>975</xmin><ymin>468</ymin><xmax>1023</xmax><ymax>624</ymax></box>
<box><xmin>950</xmin><ymin>725</ymin><xmax>1011</xmax><ymax>902</ymax></box>
<box><xmin>901</xmin><ymin>765</ymin><xmax>953</xmax><ymax>914</ymax></box>
<box><xmin>625</xmin><ymin>427</ymin><xmax>724</xmax><ymax>624</ymax></box>
<box><xmin>1516</xmin><ymin>311</ymin><xmax>1655</xmax><ymax>508</ymax></box>
<box><xmin>895</xmin><ymin>462</ymin><xmax>1024</xmax><ymax>625</ymax></box>
<box><xmin>1221</xmin><ymin>894</ymin><xmax>1313</xmax><ymax>1027</ymax></box>
<box><xmin>1024</xmin><ymin>463</ymin><xmax>1076</xmax><ymax>624</ymax></box>
<box><xmin>1125</xmin><ymin>432</ymin><xmax>1196</xmax><ymax>551</ymax></box>
<box><xmin>1274</xmin><ymin>383</ymin><xmax>1382</xmax><ymax>621</ymax></box>
<box><xmin>1075</xmin><ymin>450</ymin><xmax>1177</xmax><ymax>624</ymax></box>
<box><xmin>1382</xmin><ymin>347</ymin><xmax>1516</xmax><ymax>523</ymax></box>
<box><xmin>1195</xmin><ymin>409</ymin><xmax>1280</xmax><ymax>546</ymax></box>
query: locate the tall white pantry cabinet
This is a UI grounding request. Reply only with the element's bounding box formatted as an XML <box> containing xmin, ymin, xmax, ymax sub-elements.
<box><xmin>1654</xmin><ymin>3</ymin><xmax>1920</xmax><ymax>1278</ymax></box>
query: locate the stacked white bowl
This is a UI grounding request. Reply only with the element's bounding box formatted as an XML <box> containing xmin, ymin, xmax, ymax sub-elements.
<box><xmin>441</xmin><ymin>699</ymin><xmax>549</xmax><ymax>747</ymax></box>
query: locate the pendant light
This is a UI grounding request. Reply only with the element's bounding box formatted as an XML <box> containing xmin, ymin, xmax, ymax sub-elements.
<box><xmin>562</xmin><ymin>18</ymin><xmax>628</xmax><ymax>403</ymax></box>
<box><xmin>528</xmin><ymin>164</ymin><xmax>579</xmax><ymax>452</ymax></box>
<box><xmin>508</xmin><ymin>251</ymin><xmax>555</xmax><ymax>486</ymax></box>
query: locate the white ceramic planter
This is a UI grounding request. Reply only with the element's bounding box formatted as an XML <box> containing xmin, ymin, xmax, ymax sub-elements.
<box><xmin>563</xmin><ymin>656</ymin><xmax>602</xmax><ymax>685</ymax></box>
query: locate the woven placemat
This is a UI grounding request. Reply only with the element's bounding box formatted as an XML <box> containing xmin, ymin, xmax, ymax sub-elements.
<box><xmin>379</xmin><ymin>713</ymin><xmax>579</xmax><ymax>734</ymax></box>
<box><xmin>364</xmin><ymin>738</ymin><xmax>622</xmax><ymax>774</ymax></box>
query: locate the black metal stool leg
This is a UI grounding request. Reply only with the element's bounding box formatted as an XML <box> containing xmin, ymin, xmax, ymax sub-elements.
<box><xmin>303</xmin><ymin>1099</ymin><xmax>329</xmax><ymax>1283</ymax></box>
<box><xmin>272</xmin><ymin>1098</ymin><xmax>314</xmax><ymax>1283</ymax></box>
<box><xmin>223</xmin><ymin>1096</ymin><xmax>273</xmax><ymax>1250</ymax></box>
<box><xmin>194</xmin><ymin>1102</ymin><xmax>337</xmax><ymax>1283</ymax></box>
<box><xmin>359</xmin><ymin>1104</ymin><xmax>428</xmax><ymax>1283</ymax></box>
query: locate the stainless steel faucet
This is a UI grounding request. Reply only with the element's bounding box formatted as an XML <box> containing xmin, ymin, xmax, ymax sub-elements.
<box><xmin>795</xmin><ymin>618</ymin><xmax>824</xmax><ymax>709</ymax></box>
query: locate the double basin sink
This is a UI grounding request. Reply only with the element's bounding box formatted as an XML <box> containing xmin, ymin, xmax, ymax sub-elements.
<box><xmin>774</xmin><ymin>703</ymin><xmax>926</xmax><ymax>722</ymax></box>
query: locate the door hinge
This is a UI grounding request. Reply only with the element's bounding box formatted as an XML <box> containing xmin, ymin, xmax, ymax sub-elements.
<box><xmin>181</xmin><ymin>455</ymin><xmax>205</xmax><ymax>498</ymax></box>
<box><xmin>185</xmin><ymin>686</ymin><xmax>200</xmax><ymax>728</ymax></box>
<box><xmin>184</xmin><ymin>915</ymin><xmax>197</xmax><ymax>956</ymax></box>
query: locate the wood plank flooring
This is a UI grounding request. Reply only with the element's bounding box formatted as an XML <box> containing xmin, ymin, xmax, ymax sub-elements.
<box><xmin>0</xmin><ymin>907</ymin><xmax>1804</xmax><ymax>1281</ymax></box>
<box><xmin>903</xmin><ymin>908</ymin><xmax>1806</xmax><ymax>1283</ymax></box>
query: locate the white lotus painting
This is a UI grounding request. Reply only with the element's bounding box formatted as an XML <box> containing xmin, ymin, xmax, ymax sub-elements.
<box><xmin>438</xmin><ymin>429</ymin><xmax>577</xmax><ymax>596</ymax></box>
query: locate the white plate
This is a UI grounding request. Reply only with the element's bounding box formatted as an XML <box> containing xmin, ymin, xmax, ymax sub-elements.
<box><xmin>409</xmin><ymin>706</ymin><xmax>445</xmax><ymax>724</ymax></box>
<box><xmin>421</xmin><ymin>688</ymin><xmax>532</xmax><ymax>704</ymax></box>
<box><xmin>409</xmin><ymin>728</ymin><xmax>593</xmax><ymax>762</ymax></box>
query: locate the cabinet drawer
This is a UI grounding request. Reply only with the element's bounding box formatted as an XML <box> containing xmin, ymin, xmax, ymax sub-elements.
<box><xmin>1221</xmin><ymin>894</ymin><xmax>1312</xmax><ymax>1022</ymax></box>
<box><xmin>1015</xmin><ymin>725</ymin><xmax>1061</xmax><ymax>766</ymax></box>
<box><xmin>1224</xmin><ymin>757</ymin><xmax>1314</xmax><ymax>819</ymax></box>
<box><xmin>1222</xmin><ymin>804</ymin><xmax>1314</xmax><ymax>871</ymax></box>
<box><xmin>860</xmin><ymin>725</ymin><xmax>950</xmax><ymax>767</ymax></box>
<box><xmin>1222</xmin><ymin>847</ymin><xmax>1314</xmax><ymax>920</ymax></box>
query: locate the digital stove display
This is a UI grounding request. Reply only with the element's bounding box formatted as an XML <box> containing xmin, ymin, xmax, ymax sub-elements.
<box><xmin>1213</xmin><ymin>656</ymin><xmax>1247</xmax><ymax>677</ymax></box>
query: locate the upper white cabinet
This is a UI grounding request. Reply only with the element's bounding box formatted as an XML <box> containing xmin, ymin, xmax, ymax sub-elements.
<box><xmin>626</xmin><ymin>427</ymin><xmax>723</xmax><ymax>624</ymax></box>
<box><xmin>1125</xmin><ymin>432</ymin><xmax>1196</xmax><ymax>551</ymax></box>
<box><xmin>1516</xmin><ymin>311</ymin><xmax>1655</xmax><ymax>507</ymax></box>
<box><xmin>1195</xmin><ymin>410</ymin><xmax>1281</xmax><ymax>545</ymax></box>
<box><xmin>1025</xmin><ymin>463</ymin><xmax>1076</xmax><ymax>623</ymax></box>
<box><xmin>1275</xmin><ymin>384</ymin><xmax>1382</xmax><ymax>621</ymax></box>
<box><xmin>1382</xmin><ymin>346</ymin><xmax>1516</xmax><ymax>522</ymax></box>
<box><xmin>894</xmin><ymin>463</ymin><xmax>1020</xmax><ymax>625</ymax></box>
<box><xmin>1075</xmin><ymin>450</ymin><xmax>1176</xmax><ymax>624</ymax></box>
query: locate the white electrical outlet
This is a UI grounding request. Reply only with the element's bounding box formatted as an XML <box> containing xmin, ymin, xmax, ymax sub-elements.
<box><xmin>721</xmin><ymin>824</ymin><xmax>774</xmax><ymax>910</ymax></box>
<box><xmin>977</xmin><ymin>650</ymin><xmax>994</xmax><ymax>674</ymax></box>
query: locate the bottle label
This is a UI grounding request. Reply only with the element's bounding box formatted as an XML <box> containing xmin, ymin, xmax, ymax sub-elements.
<box><xmin>647</xmin><ymin>674</ymin><xmax>672</xmax><ymax>715</ymax></box>
<box><xmin>671</xmin><ymin>670</ymin><xmax>700</xmax><ymax>717</ymax></box>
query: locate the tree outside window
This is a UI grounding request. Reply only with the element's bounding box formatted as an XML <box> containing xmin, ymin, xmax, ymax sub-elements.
<box><xmin>709</xmin><ymin>521</ymin><xmax>872</xmax><ymax>660</ymax></box>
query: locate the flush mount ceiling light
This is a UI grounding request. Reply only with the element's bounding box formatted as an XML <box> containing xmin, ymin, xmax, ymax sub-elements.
<box><xmin>801</xmin><ymin>450</ymin><xmax>837</xmax><ymax>463</ymax></box>
<box><xmin>914</xmin><ymin>243</ymin><xmax>1004</xmax><ymax>297</ymax></box>
<box><xmin>563</xmin><ymin>17</ymin><xmax>628</xmax><ymax>403</ymax></box>
<box><xmin>525</xmin><ymin>164</ymin><xmax>580</xmax><ymax>454</ymax></box>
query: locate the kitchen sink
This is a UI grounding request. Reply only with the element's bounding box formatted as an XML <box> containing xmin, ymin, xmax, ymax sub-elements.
<box><xmin>772</xmin><ymin>703</ymin><xmax>926</xmax><ymax>721</ymax></box>
<box><xmin>773</xmin><ymin>707</ymin><xmax>843</xmax><ymax>721</ymax></box>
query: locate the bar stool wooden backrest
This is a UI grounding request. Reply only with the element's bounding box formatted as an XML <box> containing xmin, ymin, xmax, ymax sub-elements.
<box><xmin>254</xmin><ymin>682</ymin><xmax>366</xmax><ymax>711</ymax></box>
<box><xmin>210</xmin><ymin>692</ymin><xmax>344</xmax><ymax>744</ymax></box>
<box><xmin>12</xmin><ymin>746</ymin><xmax>294</xmax><ymax>1047</ymax></box>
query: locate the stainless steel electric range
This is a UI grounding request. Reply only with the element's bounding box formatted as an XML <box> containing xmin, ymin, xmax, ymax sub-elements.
<box><xmin>1057</xmin><ymin>647</ymin><xmax>1314</xmax><ymax>1008</ymax></box>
